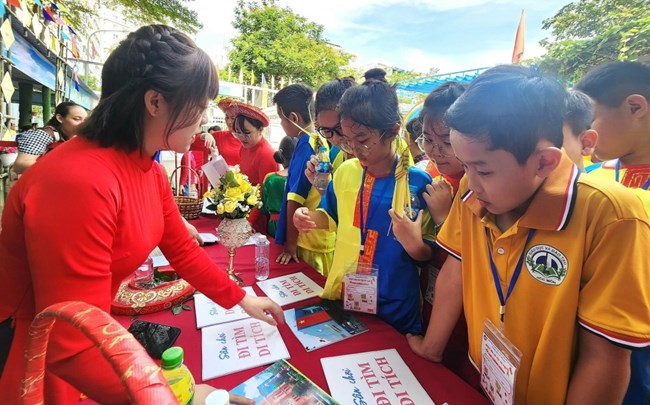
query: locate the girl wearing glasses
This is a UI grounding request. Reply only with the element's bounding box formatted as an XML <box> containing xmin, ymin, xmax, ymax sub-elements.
<box><xmin>294</xmin><ymin>78</ymin><xmax>436</xmax><ymax>335</ymax></box>
<box><xmin>315</xmin><ymin>77</ymin><xmax>357</xmax><ymax>172</ymax></box>
<box><xmin>409</xmin><ymin>82</ymin><xmax>474</xmax><ymax>384</ymax></box>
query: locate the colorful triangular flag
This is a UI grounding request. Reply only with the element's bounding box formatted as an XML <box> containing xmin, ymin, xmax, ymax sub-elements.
<box><xmin>261</xmin><ymin>73</ymin><xmax>267</xmax><ymax>85</ymax></box>
<box><xmin>43</xmin><ymin>7</ymin><xmax>55</xmax><ymax>22</ymax></box>
<box><xmin>0</xmin><ymin>3</ymin><xmax>5</xmax><ymax>17</ymax></box>
<box><xmin>73</xmin><ymin>72</ymin><xmax>80</xmax><ymax>91</ymax></box>
<box><xmin>238</xmin><ymin>68</ymin><xmax>243</xmax><ymax>84</ymax></box>
<box><xmin>31</xmin><ymin>13</ymin><xmax>42</xmax><ymax>37</ymax></box>
<box><xmin>33</xmin><ymin>0</ymin><xmax>43</xmax><ymax>7</ymax></box>
<box><xmin>71</xmin><ymin>37</ymin><xmax>80</xmax><ymax>58</ymax></box>
<box><xmin>67</xmin><ymin>25</ymin><xmax>76</xmax><ymax>36</ymax></box>
<box><xmin>50</xmin><ymin>3</ymin><xmax>58</xmax><ymax>11</ymax></box>
<box><xmin>91</xmin><ymin>42</ymin><xmax>98</xmax><ymax>59</ymax></box>
<box><xmin>7</xmin><ymin>0</ymin><xmax>22</xmax><ymax>10</ymax></box>
<box><xmin>1</xmin><ymin>72</ymin><xmax>15</xmax><ymax>104</ymax></box>
<box><xmin>1</xmin><ymin>19</ymin><xmax>15</xmax><ymax>51</ymax></box>
<box><xmin>60</xmin><ymin>29</ymin><xmax>71</xmax><ymax>42</ymax></box>
<box><xmin>56</xmin><ymin>3</ymin><xmax>70</xmax><ymax>14</ymax></box>
<box><xmin>512</xmin><ymin>9</ymin><xmax>525</xmax><ymax>63</ymax></box>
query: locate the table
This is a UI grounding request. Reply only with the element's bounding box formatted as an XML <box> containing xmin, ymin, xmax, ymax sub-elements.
<box><xmin>114</xmin><ymin>216</ymin><xmax>489</xmax><ymax>404</ymax></box>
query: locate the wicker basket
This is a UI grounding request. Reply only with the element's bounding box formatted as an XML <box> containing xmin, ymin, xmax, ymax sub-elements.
<box><xmin>170</xmin><ymin>165</ymin><xmax>203</xmax><ymax>220</ymax></box>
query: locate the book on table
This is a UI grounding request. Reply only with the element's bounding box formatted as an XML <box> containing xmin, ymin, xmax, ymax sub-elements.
<box><xmin>193</xmin><ymin>286</ymin><xmax>256</xmax><ymax>329</ymax></box>
<box><xmin>230</xmin><ymin>359</ymin><xmax>338</xmax><ymax>405</ymax></box>
<box><xmin>321</xmin><ymin>348</ymin><xmax>435</xmax><ymax>405</ymax></box>
<box><xmin>201</xmin><ymin>317</ymin><xmax>289</xmax><ymax>380</ymax></box>
<box><xmin>285</xmin><ymin>299</ymin><xmax>369</xmax><ymax>351</ymax></box>
<box><xmin>256</xmin><ymin>272</ymin><xmax>323</xmax><ymax>306</ymax></box>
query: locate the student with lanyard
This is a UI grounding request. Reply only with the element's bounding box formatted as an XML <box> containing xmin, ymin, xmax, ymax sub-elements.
<box><xmin>273</xmin><ymin>84</ymin><xmax>336</xmax><ymax>275</ymax></box>
<box><xmin>407</xmin><ymin>65</ymin><xmax>650</xmax><ymax>404</ymax></box>
<box><xmin>575</xmin><ymin>61</ymin><xmax>650</xmax><ymax>405</ymax></box>
<box><xmin>293</xmin><ymin>78</ymin><xmax>436</xmax><ymax>335</ymax></box>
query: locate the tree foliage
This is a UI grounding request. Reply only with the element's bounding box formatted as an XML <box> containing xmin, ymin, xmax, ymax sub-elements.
<box><xmin>540</xmin><ymin>0</ymin><xmax>650</xmax><ymax>83</ymax></box>
<box><xmin>226</xmin><ymin>0</ymin><xmax>353</xmax><ymax>88</ymax></box>
<box><xmin>62</xmin><ymin>0</ymin><xmax>201</xmax><ymax>35</ymax></box>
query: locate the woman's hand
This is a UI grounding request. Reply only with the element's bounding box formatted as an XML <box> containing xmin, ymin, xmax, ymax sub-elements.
<box><xmin>293</xmin><ymin>207</ymin><xmax>317</xmax><ymax>233</ymax></box>
<box><xmin>423</xmin><ymin>180</ymin><xmax>453</xmax><ymax>225</ymax></box>
<box><xmin>238</xmin><ymin>294</ymin><xmax>285</xmax><ymax>326</ymax></box>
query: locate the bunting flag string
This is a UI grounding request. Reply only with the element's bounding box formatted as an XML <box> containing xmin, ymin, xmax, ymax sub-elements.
<box><xmin>7</xmin><ymin>0</ymin><xmax>22</xmax><ymax>10</ymax></box>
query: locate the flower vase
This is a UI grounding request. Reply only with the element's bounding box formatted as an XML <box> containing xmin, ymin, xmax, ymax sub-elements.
<box><xmin>217</xmin><ymin>217</ymin><xmax>252</xmax><ymax>286</ymax></box>
<box><xmin>0</xmin><ymin>152</ymin><xmax>17</xmax><ymax>167</ymax></box>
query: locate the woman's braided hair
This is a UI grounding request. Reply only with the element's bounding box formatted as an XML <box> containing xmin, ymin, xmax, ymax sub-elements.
<box><xmin>79</xmin><ymin>24</ymin><xmax>219</xmax><ymax>151</ymax></box>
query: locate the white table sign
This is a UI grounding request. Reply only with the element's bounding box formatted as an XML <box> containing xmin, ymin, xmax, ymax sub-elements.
<box><xmin>321</xmin><ymin>348</ymin><xmax>435</xmax><ymax>405</ymax></box>
<box><xmin>201</xmin><ymin>317</ymin><xmax>289</xmax><ymax>380</ymax></box>
<box><xmin>256</xmin><ymin>272</ymin><xmax>323</xmax><ymax>306</ymax></box>
<box><xmin>194</xmin><ymin>286</ymin><xmax>256</xmax><ymax>329</ymax></box>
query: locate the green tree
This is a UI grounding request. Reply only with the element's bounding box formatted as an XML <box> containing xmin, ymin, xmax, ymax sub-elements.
<box><xmin>540</xmin><ymin>0</ymin><xmax>650</xmax><ymax>83</ymax></box>
<box><xmin>226</xmin><ymin>0</ymin><xmax>352</xmax><ymax>88</ymax></box>
<box><xmin>62</xmin><ymin>0</ymin><xmax>201</xmax><ymax>35</ymax></box>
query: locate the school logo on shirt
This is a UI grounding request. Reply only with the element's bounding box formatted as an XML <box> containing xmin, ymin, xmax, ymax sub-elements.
<box><xmin>525</xmin><ymin>245</ymin><xmax>568</xmax><ymax>286</ymax></box>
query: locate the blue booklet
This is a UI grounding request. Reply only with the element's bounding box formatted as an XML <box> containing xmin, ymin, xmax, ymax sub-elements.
<box><xmin>230</xmin><ymin>359</ymin><xmax>338</xmax><ymax>404</ymax></box>
<box><xmin>285</xmin><ymin>299</ymin><xmax>369</xmax><ymax>352</ymax></box>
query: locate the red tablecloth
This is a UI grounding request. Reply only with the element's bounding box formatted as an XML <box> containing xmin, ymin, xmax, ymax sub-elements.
<box><xmin>111</xmin><ymin>216</ymin><xmax>489</xmax><ymax>404</ymax></box>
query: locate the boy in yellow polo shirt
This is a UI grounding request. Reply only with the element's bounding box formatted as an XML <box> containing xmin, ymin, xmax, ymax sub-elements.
<box><xmin>407</xmin><ymin>65</ymin><xmax>650</xmax><ymax>404</ymax></box>
<box><xmin>575</xmin><ymin>61</ymin><xmax>650</xmax><ymax>405</ymax></box>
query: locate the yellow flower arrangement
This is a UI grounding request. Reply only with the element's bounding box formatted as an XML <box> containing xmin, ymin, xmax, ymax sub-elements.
<box><xmin>204</xmin><ymin>166</ymin><xmax>262</xmax><ymax>219</ymax></box>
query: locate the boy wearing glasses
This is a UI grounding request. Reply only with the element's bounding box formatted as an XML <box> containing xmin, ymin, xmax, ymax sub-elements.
<box><xmin>273</xmin><ymin>84</ymin><xmax>335</xmax><ymax>275</ymax></box>
<box><xmin>408</xmin><ymin>65</ymin><xmax>650</xmax><ymax>404</ymax></box>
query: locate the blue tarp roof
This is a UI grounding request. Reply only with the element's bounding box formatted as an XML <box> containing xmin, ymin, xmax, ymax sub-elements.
<box><xmin>396</xmin><ymin>67</ymin><xmax>490</xmax><ymax>94</ymax></box>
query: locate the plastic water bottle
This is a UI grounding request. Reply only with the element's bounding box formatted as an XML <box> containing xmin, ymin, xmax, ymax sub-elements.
<box><xmin>255</xmin><ymin>235</ymin><xmax>270</xmax><ymax>281</ymax></box>
<box><xmin>134</xmin><ymin>256</ymin><xmax>154</xmax><ymax>289</ymax></box>
<box><xmin>409</xmin><ymin>185</ymin><xmax>421</xmax><ymax>221</ymax></box>
<box><xmin>161</xmin><ymin>346</ymin><xmax>195</xmax><ymax>405</ymax></box>
<box><xmin>313</xmin><ymin>146</ymin><xmax>331</xmax><ymax>192</ymax></box>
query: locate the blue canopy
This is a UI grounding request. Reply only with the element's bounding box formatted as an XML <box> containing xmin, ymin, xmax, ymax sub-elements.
<box><xmin>397</xmin><ymin>67</ymin><xmax>489</xmax><ymax>94</ymax></box>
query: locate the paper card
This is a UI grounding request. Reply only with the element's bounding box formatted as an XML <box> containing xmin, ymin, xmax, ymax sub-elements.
<box><xmin>202</xmin><ymin>155</ymin><xmax>229</xmax><ymax>188</ymax></box>
<box><xmin>343</xmin><ymin>273</ymin><xmax>378</xmax><ymax>314</ymax></box>
<box><xmin>194</xmin><ymin>286</ymin><xmax>256</xmax><ymax>329</ymax></box>
<box><xmin>201</xmin><ymin>317</ymin><xmax>289</xmax><ymax>380</ymax></box>
<box><xmin>321</xmin><ymin>348</ymin><xmax>435</xmax><ymax>405</ymax></box>
<box><xmin>199</xmin><ymin>232</ymin><xmax>218</xmax><ymax>244</ymax></box>
<box><xmin>202</xmin><ymin>198</ymin><xmax>216</xmax><ymax>214</ymax></box>
<box><xmin>256</xmin><ymin>272</ymin><xmax>323</xmax><ymax>307</ymax></box>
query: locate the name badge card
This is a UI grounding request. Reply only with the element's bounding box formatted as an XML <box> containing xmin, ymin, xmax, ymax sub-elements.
<box><xmin>480</xmin><ymin>318</ymin><xmax>522</xmax><ymax>405</ymax></box>
<box><xmin>343</xmin><ymin>262</ymin><xmax>378</xmax><ymax>314</ymax></box>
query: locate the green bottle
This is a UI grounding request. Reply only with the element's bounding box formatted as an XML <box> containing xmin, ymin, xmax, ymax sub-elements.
<box><xmin>161</xmin><ymin>346</ymin><xmax>195</xmax><ymax>405</ymax></box>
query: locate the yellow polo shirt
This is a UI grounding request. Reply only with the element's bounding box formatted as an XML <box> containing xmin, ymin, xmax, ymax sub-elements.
<box><xmin>437</xmin><ymin>154</ymin><xmax>650</xmax><ymax>405</ymax></box>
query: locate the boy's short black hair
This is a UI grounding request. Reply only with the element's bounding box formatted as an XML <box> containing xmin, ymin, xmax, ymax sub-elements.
<box><xmin>565</xmin><ymin>90</ymin><xmax>593</xmax><ymax>137</ymax></box>
<box><xmin>575</xmin><ymin>61</ymin><xmax>650</xmax><ymax>108</ymax></box>
<box><xmin>445</xmin><ymin>64</ymin><xmax>566</xmax><ymax>165</ymax></box>
<box><xmin>273</xmin><ymin>83</ymin><xmax>314</xmax><ymax>124</ymax></box>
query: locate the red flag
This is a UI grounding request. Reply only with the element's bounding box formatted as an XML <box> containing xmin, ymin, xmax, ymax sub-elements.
<box><xmin>71</xmin><ymin>37</ymin><xmax>80</xmax><ymax>58</ymax></box>
<box><xmin>511</xmin><ymin>9</ymin><xmax>525</xmax><ymax>63</ymax></box>
<box><xmin>7</xmin><ymin>0</ymin><xmax>22</xmax><ymax>10</ymax></box>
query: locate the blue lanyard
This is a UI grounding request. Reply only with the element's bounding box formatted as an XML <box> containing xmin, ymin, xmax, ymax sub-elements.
<box><xmin>615</xmin><ymin>159</ymin><xmax>650</xmax><ymax>190</ymax></box>
<box><xmin>485</xmin><ymin>228</ymin><xmax>535</xmax><ymax>325</ymax></box>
